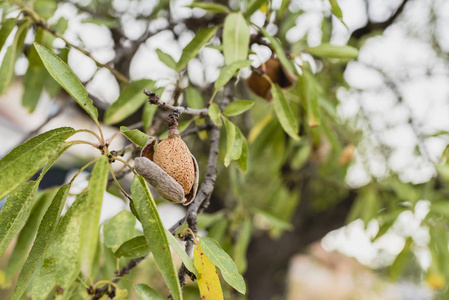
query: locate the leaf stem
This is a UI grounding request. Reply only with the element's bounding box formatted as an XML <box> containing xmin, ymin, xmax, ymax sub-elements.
<box><xmin>113</xmin><ymin>157</ymin><xmax>137</xmax><ymax>175</ymax></box>
<box><xmin>108</xmin><ymin>164</ymin><xmax>132</xmax><ymax>201</ymax></box>
<box><xmin>107</xmin><ymin>130</ymin><xmax>123</xmax><ymax>146</ymax></box>
<box><xmin>68</xmin><ymin>140</ymin><xmax>100</xmax><ymax>149</ymax></box>
<box><xmin>69</xmin><ymin>157</ymin><xmax>101</xmax><ymax>185</ymax></box>
<box><xmin>74</xmin><ymin>129</ymin><xmax>102</xmax><ymax>143</ymax></box>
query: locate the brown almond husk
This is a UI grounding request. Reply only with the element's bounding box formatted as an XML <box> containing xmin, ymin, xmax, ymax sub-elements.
<box><xmin>247</xmin><ymin>58</ymin><xmax>297</xmax><ymax>101</ymax></box>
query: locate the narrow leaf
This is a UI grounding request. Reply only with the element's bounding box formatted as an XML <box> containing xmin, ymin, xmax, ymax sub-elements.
<box><xmin>233</xmin><ymin>220</ymin><xmax>252</xmax><ymax>273</ymax></box>
<box><xmin>104</xmin><ymin>79</ymin><xmax>155</xmax><ymax>124</ymax></box>
<box><xmin>79</xmin><ymin>156</ymin><xmax>109</xmax><ymax>276</ymax></box>
<box><xmin>271</xmin><ymin>85</ymin><xmax>300</xmax><ymax>141</ymax></box>
<box><xmin>34</xmin><ymin>0</ymin><xmax>58</xmax><ymax>20</ymax></box>
<box><xmin>120</xmin><ymin>126</ymin><xmax>150</xmax><ymax>148</ymax></box>
<box><xmin>177</xmin><ymin>27</ymin><xmax>218</xmax><ymax>71</ymax></box>
<box><xmin>0</xmin><ymin>20</ymin><xmax>30</xmax><ymax>95</ymax></box>
<box><xmin>165</xmin><ymin>230</ymin><xmax>198</xmax><ymax>277</ymax></box>
<box><xmin>0</xmin><ymin>181</ymin><xmax>38</xmax><ymax>258</ymax></box>
<box><xmin>104</xmin><ymin>210</ymin><xmax>136</xmax><ymax>251</ymax></box>
<box><xmin>259</xmin><ymin>27</ymin><xmax>295</xmax><ymax>74</ymax></box>
<box><xmin>215</xmin><ymin>60</ymin><xmax>252</xmax><ymax>91</ymax></box>
<box><xmin>46</xmin><ymin>192</ymin><xmax>87</xmax><ymax>297</ymax></box>
<box><xmin>30</xmin><ymin>192</ymin><xmax>87</xmax><ymax>300</ymax></box>
<box><xmin>186</xmin><ymin>87</ymin><xmax>204</xmax><ymax>109</ymax></box>
<box><xmin>199</xmin><ymin>237</ymin><xmax>246</xmax><ymax>294</ymax></box>
<box><xmin>81</xmin><ymin>17</ymin><xmax>117</xmax><ymax>27</ymax></box>
<box><xmin>186</xmin><ymin>2</ymin><xmax>230</xmax><ymax>13</ymax></box>
<box><xmin>0</xmin><ymin>127</ymin><xmax>75</xmax><ymax>199</ymax></box>
<box><xmin>208</xmin><ymin>103</ymin><xmax>222</xmax><ymax>126</ymax></box>
<box><xmin>0</xmin><ymin>19</ymin><xmax>15</xmax><ymax>51</ymax></box>
<box><xmin>224</xmin><ymin>118</ymin><xmax>237</xmax><ymax>167</ymax></box>
<box><xmin>134</xmin><ymin>283</ymin><xmax>165</xmax><ymax>300</ymax></box>
<box><xmin>223</xmin><ymin>13</ymin><xmax>250</xmax><ymax>64</ymax></box>
<box><xmin>34</xmin><ymin>43</ymin><xmax>99</xmax><ymax>121</ymax></box>
<box><xmin>131</xmin><ymin>176</ymin><xmax>183</xmax><ymax>300</ymax></box>
<box><xmin>115</xmin><ymin>235</ymin><xmax>150</xmax><ymax>258</ymax></box>
<box><xmin>11</xmin><ymin>184</ymin><xmax>70</xmax><ymax>300</ymax></box>
<box><xmin>235</xmin><ymin>127</ymin><xmax>248</xmax><ymax>172</ymax></box>
<box><xmin>143</xmin><ymin>101</ymin><xmax>159</xmax><ymax>132</ymax></box>
<box><xmin>194</xmin><ymin>242</ymin><xmax>224</xmax><ymax>300</ymax></box>
<box><xmin>328</xmin><ymin>0</ymin><xmax>347</xmax><ymax>27</ymax></box>
<box><xmin>307</xmin><ymin>43</ymin><xmax>358</xmax><ymax>59</ymax></box>
<box><xmin>244</xmin><ymin>0</ymin><xmax>267</xmax><ymax>18</ymax></box>
<box><xmin>223</xmin><ymin>100</ymin><xmax>254</xmax><ymax>117</ymax></box>
<box><xmin>5</xmin><ymin>188</ymin><xmax>58</xmax><ymax>282</ymax></box>
<box><xmin>156</xmin><ymin>49</ymin><xmax>177</xmax><ymax>70</ymax></box>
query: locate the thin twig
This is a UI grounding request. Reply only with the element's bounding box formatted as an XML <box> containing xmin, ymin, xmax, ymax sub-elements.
<box><xmin>35</xmin><ymin>21</ymin><xmax>130</xmax><ymax>84</ymax></box>
<box><xmin>144</xmin><ymin>90</ymin><xmax>209</xmax><ymax>116</ymax></box>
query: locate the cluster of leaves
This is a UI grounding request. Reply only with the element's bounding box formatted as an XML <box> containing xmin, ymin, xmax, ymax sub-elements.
<box><xmin>3</xmin><ymin>0</ymin><xmax>447</xmax><ymax>299</ymax></box>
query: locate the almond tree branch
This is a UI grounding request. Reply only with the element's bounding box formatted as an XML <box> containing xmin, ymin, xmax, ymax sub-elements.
<box><xmin>35</xmin><ymin>21</ymin><xmax>130</xmax><ymax>84</ymax></box>
<box><xmin>144</xmin><ymin>90</ymin><xmax>209</xmax><ymax>117</ymax></box>
<box><xmin>351</xmin><ymin>0</ymin><xmax>410</xmax><ymax>40</ymax></box>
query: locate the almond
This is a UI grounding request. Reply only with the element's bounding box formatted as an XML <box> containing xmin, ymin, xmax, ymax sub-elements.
<box><xmin>153</xmin><ymin>135</ymin><xmax>195</xmax><ymax>195</ymax></box>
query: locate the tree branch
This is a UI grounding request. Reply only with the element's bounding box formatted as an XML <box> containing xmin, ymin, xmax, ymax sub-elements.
<box><xmin>351</xmin><ymin>0</ymin><xmax>410</xmax><ymax>40</ymax></box>
<box><xmin>143</xmin><ymin>90</ymin><xmax>209</xmax><ymax>117</ymax></box>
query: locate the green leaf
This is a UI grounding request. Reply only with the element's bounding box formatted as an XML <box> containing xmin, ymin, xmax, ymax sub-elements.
<box><xmin>31</xmin><ymin>191</ymin><xmax>87</xmax><ymax>299</ymax></box>
<box><xmin>134</xmin><ymin>283</ymin><xmax>165</xmax><ymax>300</ymax></box>
<box><xmin>131</xmin><ymin>176</ymin><xmax>183</xmax><ymax>300</ymax></box>
<box><xmin>5</xmin><ymin>188</ymin><xmax>58</xmax><ymax>282</ymax></box>
<box><xmin>0</xmin><ymin>19</ymin><xmax>15</xmax><ymax>51</ymax></box>
<box><xmin>253</xmin><ymin>208</ymin><xmax>293</xmax><ymax>231</ymax></box>
<box><xmin>165</xmin><ymin>230</ymin><xmax>199</xmax><ymax>277</ymax></box>
<box><xmin>244</xmin><ymin>0</ymin><xmax>267</xmax><ymax>18</ymax></box>
<box><xmin>49</xmin><ymin>192</ymin><xmax>87</xmax><ymax>295</ymax></box>
<box><xmin>215</xmin><ymin>60</ymin><xmax>252</xmax><ymax>91</ymax></box>
<box><xmin>81</xmin><ymin>17</ymin><xmax>117</xmax><ymax>27</ymax></box>
<box><xmin>0</xmin><ymin>20</ymin><xmax>30</xmax><ymax>95</ymax></box>
<box><xmin>104</xmin><ymin>79</ymin><xmax>155</xmax><ymax>124</ymax></box>
<box><xmin>208</xmin><ymin>103</ymin><xmax>222</xmax><ymax>126</ymax></box>
<box><xmin>143</xmin><ymin>101</ymin><xmax>159</xmax><ymax>132</ymax></box>
<box><xmin>0</xmin><ymin>127</ymin><xmax>75</xmax><ymax>200</ymax></box>
<box><xmin>199</xmin><ymin>237</ymin><xmax>246</xmax><ymax>294</ymax></box>
<box><xmin>223</xmin><ymin>100</ymin><xmax>254</xmax><ymax>117</ymax></box>
<box><xmin>115</xmin><ymin>235</ymin><xmax>150</xmax><ymax>258</ymax></box>
<box><xmin>186</xmin><ymin>2</ymin><xmax>230</xmax><ymax>13</ymax></box>
<box><xmin>224</xmin><ymin>117</ymin><xmax>236</xmax><ymax>167</ymax></box>
<box><xmin>34</xmin><ymin>0</ymin><xmax>58</xmax><ymax>20</ymax></box>
<box><xmin>104</xmin><ymin>210</ymin><xmax>137</xmax><ymax>251</ymax></box>
<box><xmin>328</xmin><ymin>0</ymin><xmax>347</xmax><ymax>27</ymax></box>
<box><xmin>389</xmin><ymin>237</ymin><xmax>412</xmax><ymax>280</ymax></box>
<box><xmin>301</xmin><ymin>71</ymin><xmax>320</xmax><ymax>126</ymax></box>
<box><xmin>235</xmin><ymin>127</ymin><xmax>249</xmax><ymax>172</ymax></box>
<box><xmin>11</xmin><ymin>184</ymin><xmax>70</xmax><ymax>300</ymax></box>
<box><xmin>186</xmin><ymin>87</ymin><xmax>204</xmax><ymax>109</ymax></box>
<box><xmin>308</xmin><ymin>43</ymin><xmax>358</xmax><ymax>59</ymax></box>
<box><xmin>233</xmin><ymin>220</ymin><xmax>252</xmax><ymax>273</ymax></box>
<box><xmin>120</xmin><ymin>126</ymin><xmax>150</xmax><ymax>148</ymax></box>
<box><xmin>156</xmin><ymin>49</ymin><xmax>177</xmax><ymax>70</ymax></box>
<box><xmin>271</xmin><ymin>85</ymin><xmax>300</xmax><ymax>141</ymax></box>
<box><xmin>223</xmin><ymin>13</ymin><xmax>250</xmax><ymax>65</ymax></box>
<box><xmin>22</xmin><ymin>67</ymin><xmax>48</xmax><ymax>113</ymax></box>
<box><xmin>0</xmin><ymin>181</ymin><xmax>38</xmax><ymax>258</ymax></box>
<box><xmin>259</xmin><ymin>27</ymin><xmax>295</xmax><ymax>75</ymax></box>
<box><xmin>177</xmin><ymin>27</ymin><xmax>218</xmax><ymax>71</ymax></box>
<box><xmin>223</xmin><ymin>118</ymin><xmax>244</xmax><ymax>167</ymax></box>
<box><xmin>34</xmin><ymin>43</ymin><xmax>99</xmax><ymax>121</ymax></box>
<box><xmin>79</xmin><ymin>156</ymin><xmax>109</xmax><ymax>276</ymax></box>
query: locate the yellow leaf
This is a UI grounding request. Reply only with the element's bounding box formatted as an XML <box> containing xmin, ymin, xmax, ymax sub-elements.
<box><xmin>426</xmin><ymin>272</ymin><xmax>446</xmax><ymax>290</ymax></box>
<box><xmin>194</xmin><ymin>243</ymin><xmax>224</xmax><ymax>300</ymax></box>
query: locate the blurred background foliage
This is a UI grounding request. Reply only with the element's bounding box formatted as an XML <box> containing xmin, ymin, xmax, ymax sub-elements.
<box><xmin>1</xmin><ymin>0</ymin><xmax>449</xmax><ymax>299</ymax></box>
